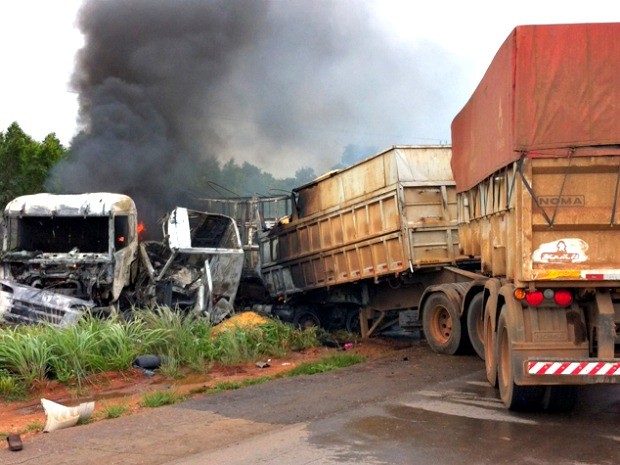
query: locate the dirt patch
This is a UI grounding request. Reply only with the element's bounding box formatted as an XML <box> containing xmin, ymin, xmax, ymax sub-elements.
<box><xmin>0</xmin><ymin>338</ymin><xmax>411</xmax><ymax>446</ymax></box>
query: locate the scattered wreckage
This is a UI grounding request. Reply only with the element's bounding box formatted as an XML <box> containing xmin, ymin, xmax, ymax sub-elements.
<box><xmin>0</xmin><ymin>193</ymin><xmax>244</xmax><ymax>327</ymax></box>
<box><xmin>134</xmin><ymin>207</ymin><xmax>244</xmax><ymax>324</ymax></box>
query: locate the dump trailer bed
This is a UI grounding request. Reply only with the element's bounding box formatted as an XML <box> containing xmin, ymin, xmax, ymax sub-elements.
<box><xmin>259</xmin><ymin>146</ymin><xmax>476</xmax><ymax>334</ymax></box>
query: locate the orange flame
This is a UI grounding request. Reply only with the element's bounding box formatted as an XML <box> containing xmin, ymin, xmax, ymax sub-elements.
<box><xmin>137</xmin><ymin>221</ymin><xmax>146</xmax><ymax>240</ymax></box>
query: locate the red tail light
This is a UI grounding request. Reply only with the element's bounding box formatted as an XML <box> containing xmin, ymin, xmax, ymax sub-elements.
<box><xmin>525</xmin><ymin>291</ymin><xmax>544</xmax><ymax>306</ymax></box>
<box><xmin>553</xmin><ymin>290</ymin><xmax>573</xmax><ymax>306</ymax></box>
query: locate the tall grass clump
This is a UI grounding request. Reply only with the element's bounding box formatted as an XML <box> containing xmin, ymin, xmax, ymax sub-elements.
<box><xmin>137</xmin><ymin>307</ymin><xmax>217</xmax><ymax>373</ymax></box>
<box><xmin>0</xmin><ymin>326</ymin><xmax>53</xmax><ymax>386</ymax></box>
<box><xmin>0</xmin><ymin>368</ymin><xmax>27</xmax><ymax>400</ymax></box>
<box><xmin>93</xmin><ymin>315</ymin><xmax>166</xmax><ymax>371</ymax></box>
<box><xmin>213</xmin><ymin>317</ymin><xmax>320</xmax><ymax>365</ymax></box>
<box><xmin>0</xmin><ymin>309</ymin><xmax>320</xmax><ymax>391</ymax></box>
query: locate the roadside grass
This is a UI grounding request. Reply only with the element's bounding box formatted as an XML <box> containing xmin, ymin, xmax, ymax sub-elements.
<box><xmin>0</xmin><ymin>420</ymin><xmax>44</xmax><ymax>441</ymax></box>
<box><xmin>0</xmin><ymin>368</ymin><xmax>28</xmax><ymax>400</ymax></box>
<box><xmin>0</xmin><ymin>348</ymin><xmax>366</xmax><ymax>436</ymax></box>
<box><xmin>189</xmin><ymin>353</ymin><xmax>365</xmax><ymax>397</ymax></box>
<box><xmin>140</xmin><ymin>389</ymin><xmax>186</xmax><ymax>408</ymax></box>
<box><xmin>285</xmin><ymin>353</ymin><xmax>365</xmax><ymax>376</ymax></box>
<box><xmin>0</xmin><ymin>308</ymin><xmax>320</xmax><ymax>394</ymax></box>
<box><xmin>99</xmin><ymin>403</ymin><xmax>128</xmax><ymax>419</ymax></box>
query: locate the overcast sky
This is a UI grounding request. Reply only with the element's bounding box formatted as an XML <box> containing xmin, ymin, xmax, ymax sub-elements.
<box><xmin>1</xmin><ymin>0</ymin><xmax>618</xmax><ymax>152</ymax></box>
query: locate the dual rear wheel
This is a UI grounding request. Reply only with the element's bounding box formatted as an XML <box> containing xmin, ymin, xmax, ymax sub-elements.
<box><xmin>492</xmin><ymin>306</ymin><xmax>578</xmax><ymax>412</ymax></box>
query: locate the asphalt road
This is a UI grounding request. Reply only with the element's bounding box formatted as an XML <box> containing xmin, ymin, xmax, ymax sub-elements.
<box><xmin>3</xmin><ymin>339</ymin><xmax>619</xmax><ymax>465</ymax></box>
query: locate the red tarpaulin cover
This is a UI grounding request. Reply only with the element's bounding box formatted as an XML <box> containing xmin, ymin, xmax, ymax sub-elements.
<box><xmin>451</xmin><ymin>23</ymin><xmax>620</xmax><ymax>193</ymax></box>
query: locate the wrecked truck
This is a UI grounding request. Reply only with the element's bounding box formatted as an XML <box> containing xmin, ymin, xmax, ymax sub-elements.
<box><xmin>0</xmin><ymin>193</ymin><xmax>139</xmax><ymax>326</ymax></box>
<box><xmin>135</xmin><ymin>207</ymin><xmax>244</xmax><ymax>324</ymax></box>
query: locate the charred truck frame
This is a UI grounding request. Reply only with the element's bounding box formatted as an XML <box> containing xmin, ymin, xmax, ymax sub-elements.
<box><xmin>136</xmin><ymin>207</ymin><xmax>244</xmax><ymax>324</ymax></box>
<box><xmin>0</xmin><ymin>193</ymin><xmax>138</xmax><ymax>325</ymax></box>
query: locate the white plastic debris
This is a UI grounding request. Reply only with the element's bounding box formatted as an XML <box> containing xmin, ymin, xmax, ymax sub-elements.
<box><xmin>41</xmin><ymin>398</ymin><xmax>95</xmax><ymax>433</ymax></box>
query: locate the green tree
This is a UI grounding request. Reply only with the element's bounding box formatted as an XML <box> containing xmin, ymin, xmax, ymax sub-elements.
<box><xmin>0</xmin><ymin>122</ymin><xmax>68</xmax><ymax>208</ymax></box>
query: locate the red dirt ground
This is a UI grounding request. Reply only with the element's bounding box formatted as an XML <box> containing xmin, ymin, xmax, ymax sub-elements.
<box><xmin>0</xmin><ymin>338</ymin><xmax>406</xmax><ymax>448</ymax></box>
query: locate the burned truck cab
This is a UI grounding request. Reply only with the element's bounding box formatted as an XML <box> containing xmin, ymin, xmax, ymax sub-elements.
<box><xmin>0</xmin><ymin>193</ymin><xmax>139</xmax><ymax>325</ymax></box>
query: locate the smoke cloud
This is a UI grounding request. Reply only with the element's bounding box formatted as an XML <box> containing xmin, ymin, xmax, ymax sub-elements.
<box><xmin>51</xmin><ymin>0</ymin><xmax>466</xmax><ymax>229</ymax></box>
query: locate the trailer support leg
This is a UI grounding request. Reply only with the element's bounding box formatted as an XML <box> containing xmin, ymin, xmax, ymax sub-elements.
<box><xmin>360</xmin><ymin>307</ymin><xmax>385</xmax><ymax>338</ymax></box>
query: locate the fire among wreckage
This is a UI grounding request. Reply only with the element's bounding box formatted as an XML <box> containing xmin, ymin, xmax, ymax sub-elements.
<box><xmin>0</xmin><ymin>193</ymin><xmax>244</xmax><ymax>326</ymax></box>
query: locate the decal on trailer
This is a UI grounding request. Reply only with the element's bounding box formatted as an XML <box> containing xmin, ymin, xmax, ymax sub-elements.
<box><xmin>532</xmin><ymin>238</ymin><xmax>588</xmax><ymax>264</ymax></box>
<box><xmin>531</xmin><ymin>269</ymin><xmax>581</xmax><ymax>280</ymax></box>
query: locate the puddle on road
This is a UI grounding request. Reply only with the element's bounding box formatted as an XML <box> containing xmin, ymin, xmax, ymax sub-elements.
<box><xmin>311</xmin><ymin>385</ymin><xmax>620</xmax><ymax>465</ymax></box>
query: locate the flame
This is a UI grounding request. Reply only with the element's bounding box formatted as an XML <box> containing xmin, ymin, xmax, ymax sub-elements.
<box><xmin>137</xmin><ymin>221</ymin><xmax>146</xmax><ymax>240</ymax></box>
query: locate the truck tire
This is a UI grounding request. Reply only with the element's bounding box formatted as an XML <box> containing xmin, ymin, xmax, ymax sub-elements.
<box><xmin>293</xmin><ymin>307</ymin><xmax>321</xmax><ymax>329</ymax></box>
<box><xmin>466</xmin><ymin>292</ymin><xmax>485</xmax><ymax>360</ymax></box>
<box><xmin>422</xmin><ymin>292</ymin><xmax>463</xmax><ymax>355</ymax></box>
<box><xmin>497</xmin><ymin>308</ymin><xmax>544</xmax><ymax>411</ymax></box>
<box><xmin>345</xmin><ymin>307</ymin><xmax>361</xmax><ymax>334</ymax></box>
<box><xmin>542</xmin><ymin>386</ymin><xmax>578</xmax><ymax>413</ymax></box>
<box><xmin>484</xmin><ymin>311</ymin><xmax>498</xmax><ymax>387</ymax></box>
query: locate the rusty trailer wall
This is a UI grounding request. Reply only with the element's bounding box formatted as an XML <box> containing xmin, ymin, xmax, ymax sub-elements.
<box><xmin>260</xmin><ymin>146</ymin><xmax>463</xmax><ymax>298</ymax></box>
<box><xmin>458</xmin><ymin>153</ymin><xmax>620</xmax><ymax>286</ymax></box>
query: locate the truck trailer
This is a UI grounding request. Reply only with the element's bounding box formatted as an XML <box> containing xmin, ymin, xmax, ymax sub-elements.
<box><xmin>424</xmin><ymin>22</ymin><xmax>620</xmax><ymax>411</ymax></box>
<box><xmin>258</xmin><ymin>145</ymin><xmax>480</xmax><ymax>338</ymax></box>
<box><xmin>259</xmin><ymin>23</ymin><xmax>620</xmax><ymax>411</ymax></box>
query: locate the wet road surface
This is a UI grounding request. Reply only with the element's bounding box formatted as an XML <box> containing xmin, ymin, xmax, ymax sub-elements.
<box><xmin>3</xmin><ymin>339</ymin><xmax>619</xmax><ymax>465</ymax></box>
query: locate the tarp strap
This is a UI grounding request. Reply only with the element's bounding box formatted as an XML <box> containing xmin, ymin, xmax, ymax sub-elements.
<box><xmin>517</xmin><ymin>156</ymin><xmax>553</xmax><ymax>227</ymax></box>
<box><xmin>506</xmin><ymin>164</ymin><xmax>518</xmax><ymax>211</ymax></box>
<box><xmin>549</xmin><ymin>148</ymin><xmax>575</xmax><ymax>226</ymax></box>
<box><xmin>611</xmin><ymin>162</ymin><xmax>620</xmax><ymax>225</ymax></box>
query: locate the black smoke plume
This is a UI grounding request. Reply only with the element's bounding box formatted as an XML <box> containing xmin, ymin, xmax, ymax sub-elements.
<box><xmin>51</xmin><ymin>0</ymin><xmax>465</xmax><ymax>230</ymax></box>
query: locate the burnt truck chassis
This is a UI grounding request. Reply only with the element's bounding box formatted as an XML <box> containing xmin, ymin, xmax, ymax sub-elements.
<box><xmin>132</xmin><ymin>208</ymin><xmax>244</xmax><ymax>324</ymax></box>
<box><xmin>0</xmin><ymin>193</ymin><xmax>138</xmax><ymax>326</ymax></box>
<box><xmin>0</xmin><ymin>196</ymin><xmax>244</xmax><ymax>327</ymax></box>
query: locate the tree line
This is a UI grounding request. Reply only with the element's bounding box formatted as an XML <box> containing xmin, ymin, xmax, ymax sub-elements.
<box><xmin>0</xmin><ymin>122</ymin><xmax>67</xmax><ymax>208</ymax></box>
<box><xmin>0</xmin><ymin>122</ymin><xmax>326</xmax><ymax>210</ymax></box>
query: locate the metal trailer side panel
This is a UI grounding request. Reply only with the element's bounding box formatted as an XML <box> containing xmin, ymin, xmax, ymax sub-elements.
<box><xmin>260</xmin><ymin>146</ymin><xmax>463</xmax><ymax>298</ymax></box>
<box><xmin>458</xmin><ymin>155</ymin><xmax>620</xmax><ymax>285</ymax></box>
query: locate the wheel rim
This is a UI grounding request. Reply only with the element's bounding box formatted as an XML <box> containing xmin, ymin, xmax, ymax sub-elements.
<box><xmin>429</xmin><ymin>305</ymin><xmax>452</xmax><ymax>344</ymax></box>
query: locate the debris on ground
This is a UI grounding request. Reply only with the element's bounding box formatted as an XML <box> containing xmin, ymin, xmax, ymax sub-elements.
<box><xmin>132</xmin><ymin>355</ymin><xmax>163</xmax><ymax>370</ymax></box>
<box><xmin>6</xmin><ymin>433</ymin><xmax>23</xmax><ymax>451</ymax></box>
<box><xmin>211</xmin><ymin>311</ymin><xmax>268</xmax><ymax>336</ymax></box>
<box><xmin>41</xmin><ymin>398</ymin><xmax>95</xmax><ymax>433</ymax></box>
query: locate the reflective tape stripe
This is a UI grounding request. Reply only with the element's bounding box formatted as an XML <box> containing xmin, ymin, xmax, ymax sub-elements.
<box><xmin>528</xmin><ymin>361</ymin><xmax>620</xmax><ymax>375</ymax></box>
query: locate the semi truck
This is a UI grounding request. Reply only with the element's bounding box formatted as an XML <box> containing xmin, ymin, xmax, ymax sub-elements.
<box><xmin>431</xmin><ymin>22</ymin><xmax>620</xmax><ymax>410</ymax></box>
<box><xmin>135</xmin><ymin>207</ymin><xmax>244</xmax><ymax>324</ymax></box>
<box><xmin>259</xmin><ymin>23</ymin><xmax>620</xmax><ymax>411</ymax></box>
